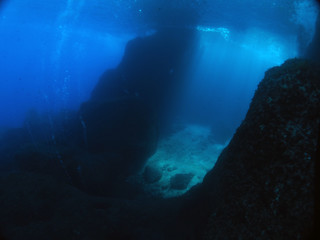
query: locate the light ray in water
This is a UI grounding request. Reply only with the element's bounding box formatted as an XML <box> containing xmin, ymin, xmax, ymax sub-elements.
<box><xmin>196</xmin><ymin>25</ymin><xmax>230</xmax><ymax>40</ymax></box>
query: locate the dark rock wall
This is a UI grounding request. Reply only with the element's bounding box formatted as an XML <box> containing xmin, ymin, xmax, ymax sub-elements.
<box><xmin>77</xmin><ymin>28</ymin><xmax>196</xmax><ymax>189</ymax></box>
<box><xmin>0</xmin><ymin>28</ymin><xmax>197</xmax><ymax>198</ymax></box>
<box><xmin>182</xmin><ymin>59</ymin><xmax>320</xmax><ymax>239</ymax></box>
<box><xmin>90</xmin><ymin>28</ymin><xmax>195</xmax><ymax>110</ymax></box>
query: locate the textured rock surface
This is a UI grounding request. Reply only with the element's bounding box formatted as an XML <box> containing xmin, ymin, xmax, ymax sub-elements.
<box><xmin>143</xmin><ymin>165</ymin><xmax>163</xmax><ymax>184</ymax></box>
<box><xmin>182</xmin><ymin>58</ymin><xmax>320</xmax><ymax>239</ymax></box>
<box><xmin>80</xmin><ymin>97</ymin><xmax>158</xmax><ymax>172</ymax></box>
<box><xmin>90</xmin><ymin>29</ymin><xmax>195</xmax><ymax>109</ymax></box>
<box><xmin>75</xmin><ymin>29</ymin><xmax>195</xmax><ymax>193</ymax></box>
<box><xmin>170</xmin><ymin>173</ymin><xmax>194</xmax><ymax>190</ymax></box>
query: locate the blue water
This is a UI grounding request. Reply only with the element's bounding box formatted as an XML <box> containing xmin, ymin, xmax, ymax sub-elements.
<box><xmin>0</xmin><ymin>0</ymin><xmax>318</xmax><ymax>130</ymax></box>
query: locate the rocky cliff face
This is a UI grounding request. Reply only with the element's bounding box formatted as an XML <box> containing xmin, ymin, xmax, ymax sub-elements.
<box><xmin>77</xmin><ymin>28</ymin><xmax>196</xmax><ymax>195</ymax></box>
<box><xmin>183</xmin><ymin>59</ymin><xmax>320</xmax><ymax>239</ymax></box>
<box><xmin>0</xmin><ymin>29</ymin><xmax>197</xmax><ymax>198</ymax></box>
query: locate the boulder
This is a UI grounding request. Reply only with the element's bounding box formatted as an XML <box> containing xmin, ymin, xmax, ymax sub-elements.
<box><xmin>170</xmin><ymin>173</ymin><xmax>194</xmax><ymax>190</ymax></box>
<box><xmin>143</xmin><ymin>165</ymin><xmax>163</xmax><ymax>184</ymax></box>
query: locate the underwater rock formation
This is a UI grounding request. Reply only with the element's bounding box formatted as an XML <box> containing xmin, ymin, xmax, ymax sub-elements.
<box><xmin>182</xmin><ymin>58</ymin><xmax>320</xmax><ymax>239</ymax></box>
<box><xmin>143</xmin><ymin>164</ymin><xmax>163</xmax><ymax>184</ymax></box>
<box><xmin>90</xmin><ymin>28</ymin><xmax>195</xmax><ymax>109</ymax></box>
<box><xmin>0</xmin><ymin>28</ymin><xmax>196</xmax><ymax>197</ymax></box>
<box><xmin>76</xmin><ymin>28</ymin><xmax>196</xmax><ymax>194</ymax></box>
<box><xmin>80</xmin><ymin>98</ymin><xmax>157</xmax><ymax>173</ymax></box>
<box><xmin>170</xmin><ymin>173</ymin><xmax>194</xmax><ymax>190</ymax></box>
<box><xmin>0</xmin><ymin>57</ymin><xmax>318</xmax><ymax>239</ymax></box>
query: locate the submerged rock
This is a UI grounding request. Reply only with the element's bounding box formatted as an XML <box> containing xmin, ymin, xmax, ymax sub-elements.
<box><xmin>181</xmin><ymin>58</ymin><xmax>320</xmax><ymax>239</ymax></box>
<box><xmin>74</xmin><ymin>28</ymin><xmax>195</xmax><ymax>194</ymax></box>
<box><xmin>90</xmin><ymin>29</ymin><xmax>195</xmax><ymax>109</ymax></box>
<box><xmin>80</xmin><ymin>97</ymin><xmax>158</xmax><ymax>172</ymax></box>
<box><xmin>170</xmin><ymin>173</ymin><xmax>194</xmax><ymax>190</ymax></box>
<box><xmin>143</xmin><ymin>165</ymin><xmax>163</xmax><ymax>184</ymax></box>
<box><xmin>0</xmin><ymin>28</ymin><xmax>196</xmax><ymax>199</ymax></box>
